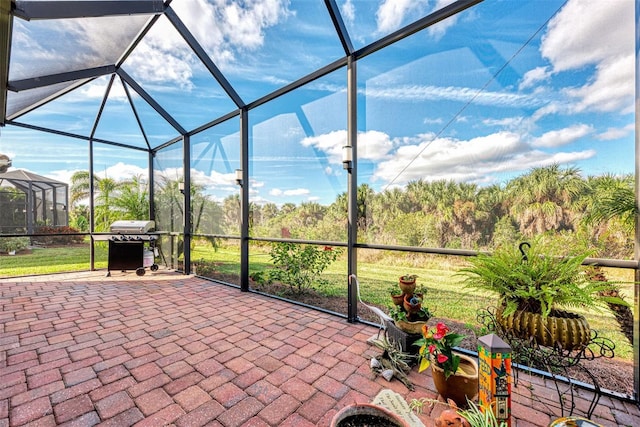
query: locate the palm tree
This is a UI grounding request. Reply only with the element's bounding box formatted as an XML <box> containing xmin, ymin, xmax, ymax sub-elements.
<box><xmin>583</xmin><ymin>174</ymin><xmax>636</xmax><ymax>233</ymax></box>
<box><xmin>112</xmin><ymin>175</ymin><xmax>149</xmax><ymax>220</ymax></box>
<box><xmin>506</xmin><ymin>164</ymin><xmax>586</xmax><ymax>236</ymax></box>
<box><xmin>70</xmin><ymin>171</ymin><xmax>123</xmax><ymax>231</ymax></box>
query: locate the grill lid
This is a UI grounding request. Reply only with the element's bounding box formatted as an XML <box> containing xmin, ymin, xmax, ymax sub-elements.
<box><xmin>110</xmin><ymin>220</ymin><xmax>155</xmax><ymax>234</ymax></box>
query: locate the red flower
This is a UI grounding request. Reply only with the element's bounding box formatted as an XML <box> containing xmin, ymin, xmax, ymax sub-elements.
<box><xmin>437</xmin><ymin>354</ymin><xmax>449</xmax><ymax>364</ymax></box>
<box><xmin>323</xmin><ymin>246</ymin><xmax>333</xmax><ymax>251</ymax></box>
<box><xmin>435</xmin><ymin>322</ymin><xmax>449</xmax><ymax>335</ymax></box>
<box><xmin>428</xmin><ymin>344</ymin><xmax>436</xmax><ymax>354</ymax></box>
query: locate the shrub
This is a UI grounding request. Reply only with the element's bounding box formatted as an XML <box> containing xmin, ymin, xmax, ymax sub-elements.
<box><xmin>0</xmin><ymin>237</ymin><xmax>30</xmax><ymax>253</ymax></box>
<box><xmin>266</xmin><ymin>242</ymin><xmax>342</xmax><ymax>294</ymax></box>
<box><xmin>34</xmin><ymin>226</ymin><xmax>84</xmax><ymax>245</ymax></box>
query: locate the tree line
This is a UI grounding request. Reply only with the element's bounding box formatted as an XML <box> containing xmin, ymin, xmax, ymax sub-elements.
<box><xmin>68</xmin><ymin>164</ymin><xmax>635</xmax><ymax>259</ymax></box>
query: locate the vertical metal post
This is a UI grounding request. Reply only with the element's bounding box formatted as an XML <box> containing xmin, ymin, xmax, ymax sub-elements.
<box><xmin>347</xmin><ymin>55</ymin><xmax>358</xmax><ymax>322</ymax></box>
<box><xmin>64</xmin><ymin>184</ymin><xmax>69</xmax><ymax>227</ymax></box>
<box><xmin>240</xmin><ymin>108</ymin><xmax>250</xmax><ymax>291</ymax></box>
<box><xmin>148</xmin><ymin>150</ymin><xmax>155</xmax><ymax>221</ymax></box>
<box><xmin>183</xmin><ymin>135</ymin><xmax>191</xmax><ymax>274</ymax></box>
<box><xmin>634</xmin><ymin>0</ymin><xmax>640</xmax><ymax>404</ymax></box>
<box><xmin>51</xmin><ymin>187</ymin><xmax>57</xmax><ymax>225</ymax></box>
<box><xmin>89</xmin><ymin>140</ymin><xmax>95</xmax><ymax>270</ymax></box>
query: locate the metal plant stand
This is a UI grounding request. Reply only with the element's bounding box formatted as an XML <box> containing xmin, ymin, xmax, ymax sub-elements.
<box><xmin>477</xmin><ymin>307</ymin><xmax>616</xmax><ymax>419</ymax></box>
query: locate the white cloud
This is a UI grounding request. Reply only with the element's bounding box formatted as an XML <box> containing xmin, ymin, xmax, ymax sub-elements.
<box><xmin>533</xmin><ymin>0</ymin><xmax>634</xmax><ymax>117</ymax></box>
<box><xmin>530</xmin><ymin>124</ymin><xmax>594</xmax><ymax>148</ymax></box>
<box><xmin>365</xmin><ymin>84</ymin><xmax>541</xmax><ymax>108</ymax></box>
<box><xmin>376</xmin><ymin>0</ymin><xmax>415</xmax><ymax>34</ymax></box>
<box><xmin>519</xmin><ymin>66</ymin><xmax>551</xmax><ymax>91</ymax></box>
<box><xmin>269</xmin><ymin>188</ymin><xmax>310</xmax><ymax>197</ymax></box>
<box><xmin>340</xmin><ymin>0</ymin><xmax>355</xmax><ymax>24</ymax></box>
<box><xmin>563</xmin><ymin>54</ymin><xmax>634</xmax><ymax>114</ymax></box>
<box><xmin>598</xmin><ymin>123</ymin><xmax>634</xmax><ymax>141</ymax></box>
<box><xmin>177</xmin><ymin>0</ymin><xmax>290</xmax><ymax>66</ymax></box>
<box><xmin>300</xmin><ymin>130</ymin><xmax>346</xmax><ymax>164</ymax></box>
<box><xmin>370</xmin><ymin>130</ymin><xmax>595</xmax><ymax>187</ymax></box>
<box><xmin>541</xmin><ymin>0</ymin><xmax>633</xmax><ymax>73</ymax></box>
<box><xmin>426</xmin><ymin>0</ymin><xmax>460</xmax><ymax>40</ymax></box>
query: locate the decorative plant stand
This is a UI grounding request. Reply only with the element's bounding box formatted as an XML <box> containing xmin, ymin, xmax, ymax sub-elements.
<box><xmin>477</xmin><ymin>307</ymin><xmax>616</xmax><ymax>419</ymax></box>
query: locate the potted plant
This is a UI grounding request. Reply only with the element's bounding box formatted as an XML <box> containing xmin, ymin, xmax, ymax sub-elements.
<box><xmin>459</xmin><ymin>240</ymin><xmax>629</xmax><ymax>350</ymax></box>
<box><xmin>330</xmin><ymin>403</ymin><xmax>410</xmax><ymax>427</ymax></box>
<box><xmin>388</xmin><ymin>284</ymin><xmax>404</xmax><ymax>306</ymax></box>
<box><xmin>389</xmin><ymin>303</ymin><xmax>432</xmax><ymax>334</ymax></box>
<box><xmin>403</xmin><ymin>294</ymin><xmax>422</xmax><ymax>314</ymax></box>
<box><xmin>398</xmin><ymin>274</ymin><xmax>418</xmax><ymax>294</ymax></box>
<box><xmin>415</xmin><ymin>322</ymin><xmax>478</xmax><ymax>408</ymax></box>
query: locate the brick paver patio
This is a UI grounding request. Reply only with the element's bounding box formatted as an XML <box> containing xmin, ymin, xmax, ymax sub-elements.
<box><xmin>1</xmin><ymin>271</ymin><xmax>639</xmax><ymax>426</ymax></box>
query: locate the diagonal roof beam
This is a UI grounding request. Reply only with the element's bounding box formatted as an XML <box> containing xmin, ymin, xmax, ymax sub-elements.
<box><xmin>164</xmin><ymin>6</ymin><xmax>244</xmax><ymax>109</ymax></box>
<box><xmin>0</xmin><ymin>0</ymin><xmax>12</xmax><ymax>125</ymax></box>
<box><xmin>324</xmin><ymin>0</ymin><xmax>353</xmax><ymax>56</ymax></box>
<box><xmin>12</xmin><ymin>0</ymin><xmax>164</xmax><ymax>21</ymax></box>
<box><xmin>8</xmin><ymin>65</ymin><xmax>116</xmax><ymax>92</ymax></box>
<box><xmin>117</xmin><ymin>68</ymin><xmax>186</xmax><ymax>135</ymax></box>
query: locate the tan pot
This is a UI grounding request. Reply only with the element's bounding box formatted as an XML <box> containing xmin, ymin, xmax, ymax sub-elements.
<box><xmin>497</xmin><ymin>306</ymin><xmax>590</xmax><ymax>351</ymax></box>
<box><xmin>395</xmin><ymin>319</ymin><xmax>427</xmax><ymax>335</ymax></box>
<box><xmin>431</xmin><ymin>353</ymin><xmax>479</xmax><ymax>408</ymax></box>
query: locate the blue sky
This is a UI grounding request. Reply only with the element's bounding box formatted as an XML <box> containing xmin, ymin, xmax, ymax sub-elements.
<box><xmin>0</xmin><ymin>0</ymin><xmax>636</xmax><ymax>206</ymax></box>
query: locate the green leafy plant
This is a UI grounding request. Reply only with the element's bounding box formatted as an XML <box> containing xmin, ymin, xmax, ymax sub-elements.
<box><xmin>400</xmin><ymin>273</ymin><xmax>417</xmax><ymax>282</ymax></box>
<box><xmin>389</xmin><ymin>302</ymin><xmax>432</xmax><ymax>323</ymax></box>
<box><xmin>388</xmin><ymin>305</ymin><xmax>408</xmax><ymax>322</ymax></box>
<box><xmin>415</xmin><ymin>322</ymin><xmax>466</xmax><ymax>379</ymax></box>
<box><xmin>458</xmin><ymin>240</ymin><xmax>629</xmax><ymax>318</ymax></box>
<box><xmin>387</xmin><ymin>284</ymin><xmax>402</xmax><ymax>296</ymax></box>
<box><xmin>410</xmin><ymin>397</ymin><xmax>507</xmax><ymax>427</ymax></box>
<box><xmin>0</xmin><ymin>237</ymin><xmax>30</xmax><ymax>253</ymax></box>
<box><xmin>267</xmin><ymin>242</ymin><xmax>342</xmax><ymax>294</ymax></box>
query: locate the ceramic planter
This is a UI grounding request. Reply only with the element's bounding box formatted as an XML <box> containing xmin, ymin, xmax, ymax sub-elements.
<box><xmin>430</xmin><ymin>353</ymin><xmax>479</xmax><ymax>408</ymax></box>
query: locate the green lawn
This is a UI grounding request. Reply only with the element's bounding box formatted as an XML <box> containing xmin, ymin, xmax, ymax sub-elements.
<box><xmin>0</xmin><ymin>244</ymin><xmax>108</xmax><ymax>277</ymax></box>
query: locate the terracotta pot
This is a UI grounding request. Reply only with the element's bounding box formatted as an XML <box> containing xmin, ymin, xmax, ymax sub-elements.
<box><xmin>391</xmin><ymin>293</ymin><xmax>404</xmax><ymax>306</ymax></box>
<box><xmin>403</xmin><ymin>294</ymin><xmax>421</xmax><ymax>313</ymax></box>
<box><xmin>398</xmin><ymin>278</ymin><xmax>416</xmax><ymax>295</ymax></box>
<box><xmin>330</xmin><ymin>403</ymin><xmax>410</xmax><ymax>427</ymax></box>
<box><xmin>496</xmin><ymin>305</ymin><xmax>590</xmax><ymax>351</ymax></box>
<box><xmin>431</xmin><ymin>353</ymin><xmax>479</xmax><ymax>408</ymax></box>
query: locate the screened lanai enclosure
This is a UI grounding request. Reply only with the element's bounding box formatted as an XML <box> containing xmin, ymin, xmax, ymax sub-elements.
<box><xmin>1</xmin><ymin>0</ymin><xmax>639</xmax><ymax>405</ymax></box>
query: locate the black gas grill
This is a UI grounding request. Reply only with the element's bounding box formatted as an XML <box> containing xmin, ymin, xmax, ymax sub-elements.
<box><xmin>104</xmin><ymin>220</ymin><xmax>158</xmax><ymax>276</ymax></box>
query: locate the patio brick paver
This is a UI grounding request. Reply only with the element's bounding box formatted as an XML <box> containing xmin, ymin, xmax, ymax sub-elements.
<box><xmin>2</xmin><ymin>272</ymin><xmax>640</xmax><ymax>426</ymax></box>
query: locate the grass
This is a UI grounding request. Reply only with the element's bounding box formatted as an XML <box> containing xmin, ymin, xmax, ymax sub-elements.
<box><xmin>1</xmin><ymin>239</ymin><xmax>635</xmax><ymax>362</ymax></box>
<box><xmin>0</xmin><ymin>244</ymin><xmax>108</xmax><ymax>277</ymax></box>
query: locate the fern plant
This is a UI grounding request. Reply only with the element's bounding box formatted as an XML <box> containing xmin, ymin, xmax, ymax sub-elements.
<box><xmin>459</xmin><ymin>240</ymin><xmax>628</xmax><ymax>318</ymax></box>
